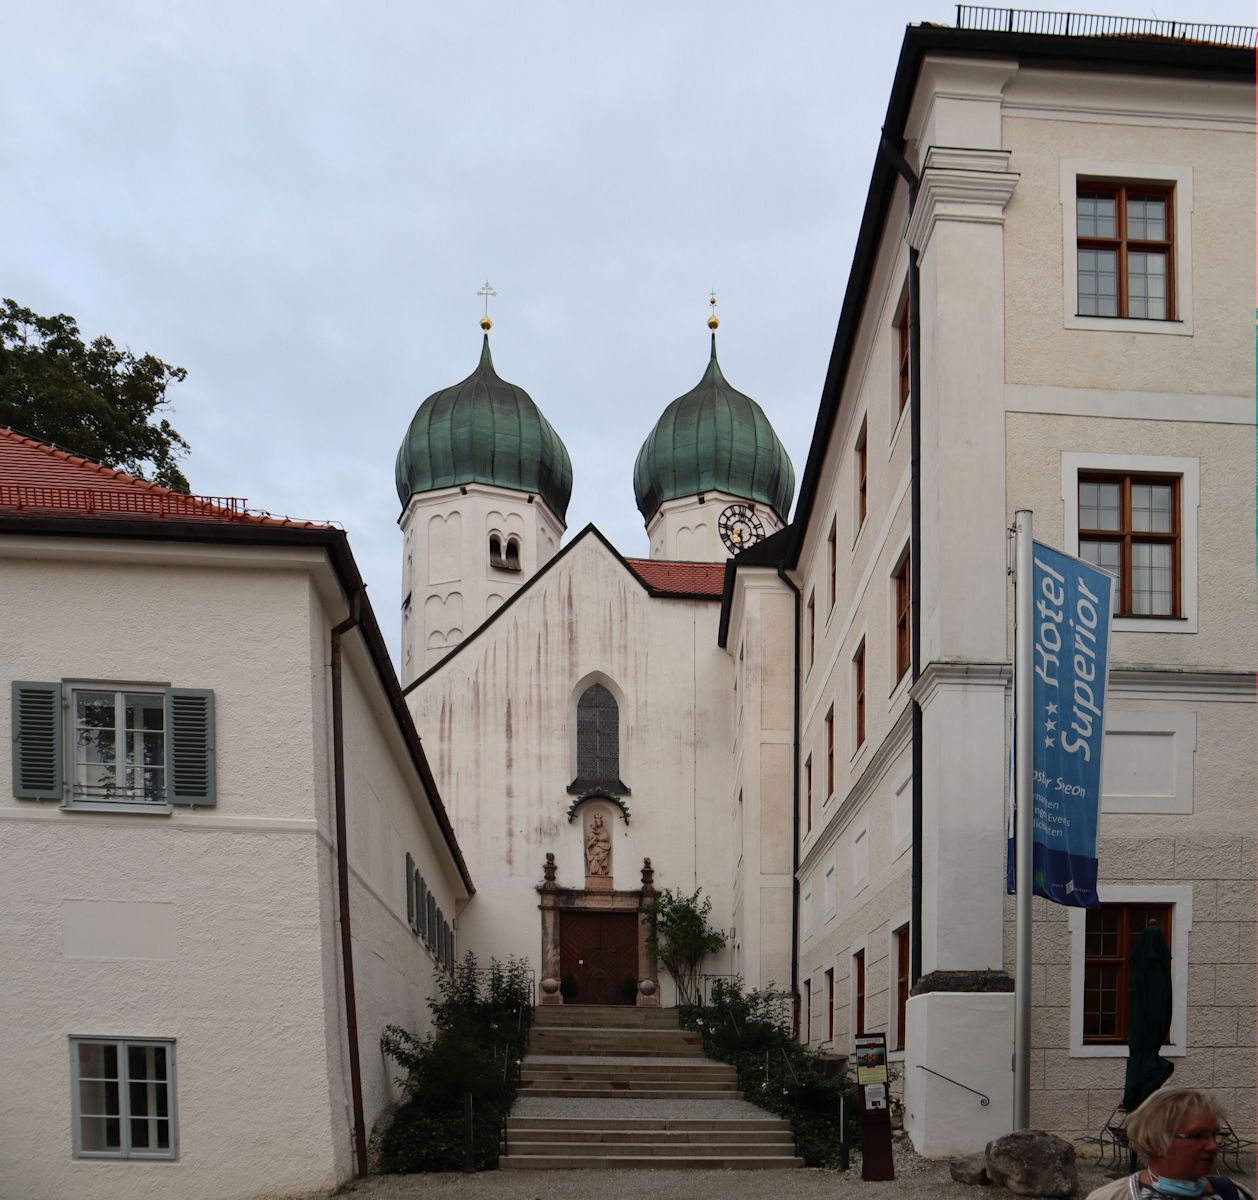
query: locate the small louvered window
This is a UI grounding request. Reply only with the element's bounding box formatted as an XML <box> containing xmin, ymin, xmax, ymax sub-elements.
<box><xmin>574</xmin><ymin>684</ymin><xmax>621</xmax><ymax>790</ymax></box>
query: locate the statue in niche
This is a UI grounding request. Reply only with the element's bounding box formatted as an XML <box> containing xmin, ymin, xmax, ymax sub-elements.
<box><xmin>585</xmin><ymin>811</ymin><xmax>612</xmax><ymax>878</ymax></box>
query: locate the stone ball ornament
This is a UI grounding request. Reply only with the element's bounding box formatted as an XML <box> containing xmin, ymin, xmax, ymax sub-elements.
<box><xmin>638</xmin><ymin>979</ymin><xmax>656</xmax><ymax>997</ymax></box>
<box><xmin>540</xmin><ymin>978</ymin><xmax>560</xmax><ymax>996</ymax></box>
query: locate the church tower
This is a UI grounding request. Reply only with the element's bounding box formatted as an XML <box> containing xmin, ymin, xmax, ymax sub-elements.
<box><xmin>395</xmin><ymin>315</ymin><xmax>572</xmax><ymax>683</ymax></box>
<box><xmin>633</xmin><ymin>304</ymin><xmax>795</xmax><ymax>561</ymax></box>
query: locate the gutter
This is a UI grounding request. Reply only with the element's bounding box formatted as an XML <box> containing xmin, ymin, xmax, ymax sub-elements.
<box><xmin>331</xmin><ymin>590</ymin><xmax>369</xmax><ymax>1178</ymax></box>
<box><xmin>877</xmin><ymin>132</ymin><xmax>924</xmax><ymax>988</ymax></box>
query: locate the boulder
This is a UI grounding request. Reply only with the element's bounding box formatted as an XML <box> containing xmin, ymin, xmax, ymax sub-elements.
<box><xmin>986</xmin><ymin>1130</ymin><xmax>1079</xmax><ymax>1197</ymax></box>
<box><xmin>951</xmin><ymin>1151</ymin><xmax>991</xmax><ymax>1185</ymax></box>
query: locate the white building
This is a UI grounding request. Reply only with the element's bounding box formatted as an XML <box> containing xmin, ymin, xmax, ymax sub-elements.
<box><xmin>0</xmin><ymin>428</ymin><xmax>473</xmax><ymax>1200</ymax></box>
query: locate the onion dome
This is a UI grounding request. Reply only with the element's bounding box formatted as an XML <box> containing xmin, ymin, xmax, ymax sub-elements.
<box><xmin>395</xmin><ymin>333</ymin><xmax>573</xmax><ymax>522</ymax></box>
<box><xmin>633</xmin><ymin>333</ymin><xmax>794</xmax><ymax>524</ymax></box>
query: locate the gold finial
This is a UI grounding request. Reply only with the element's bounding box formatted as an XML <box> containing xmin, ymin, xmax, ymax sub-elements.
<box><xmin>477</xmin><ymin>279</ymin><xmax>497</xmax><ymax>331</ymax></box>
<box><xmin>707</xmin><ymin>289</ymin><xmax>719</xmax><ymax>331</ymax></box>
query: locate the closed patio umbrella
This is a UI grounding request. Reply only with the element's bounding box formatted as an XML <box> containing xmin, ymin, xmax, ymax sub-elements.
<box><xmin>1123</xmin><ymin>922</ymin><xmax>1175</xmax><ymax>1115</ymax></box>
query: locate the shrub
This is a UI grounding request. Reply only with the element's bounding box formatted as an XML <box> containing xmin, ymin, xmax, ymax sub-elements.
<box><xmin>379</xmin><ymin>954</ymin><xmax>533</xmax><ymax>1172</ymax></box>
<box><xmin>680</xmin><ymin>977</ymin><xmax>858</xmax><ymax>1168</ymax></box>
<box><xmin>644</xmin><ymin>888</ymin><xmax>726</xmax><ymax>1007</ymax></box>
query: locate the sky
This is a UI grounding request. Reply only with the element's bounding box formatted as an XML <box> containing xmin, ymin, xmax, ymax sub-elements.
<box><xmin>4</xmin><ymin>2</ymin><xmax>1252</xmax><ymax>666</ymax></box>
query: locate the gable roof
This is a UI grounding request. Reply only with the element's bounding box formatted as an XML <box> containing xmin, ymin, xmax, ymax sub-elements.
<box><xmin>0</xmin><ymin>426</ymin><xmax>328</xmax><ymax>527</ymax></box>
<box><xmin>406</xmin><ymin>524</ymin><xmax>725</xmax><ymax>689</ymax></box>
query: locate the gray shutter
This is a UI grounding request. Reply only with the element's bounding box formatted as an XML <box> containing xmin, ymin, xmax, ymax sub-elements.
<box><xmin>426</xmin><ymin>893</ymin><xmax>436</xmax><ymax>948</ymax></box>
<box><xmin>165</xmin><ymin>689</ymin><xmax>215</xmax><ymax>806</ymax></box>
<box><xmin>405</xmin><ymin>854</ymin><xmax>415</xmax><ymax>929</ymax></box>
<box><xmin>12</xmin><ymin>681</ymin><xmax>62</xmax><ymax>800</ymax></box>
<box><xmin>414</xmin><ymin>871</ymin><xmax>423</xmax><ymax>937</ymax></box>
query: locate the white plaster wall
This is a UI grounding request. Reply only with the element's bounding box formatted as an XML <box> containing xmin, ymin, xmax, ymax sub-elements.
<box><xmin>646</xmin><ymin>492</ymin><xmax>785</xmax><ymax>563</ymax></box>
<box><xmin>400</xmin><ymin>485</ymin><xmax>565</xmax><ymax>683</ymax></box>
<box><xmin>328</xmin><ymin>628</ymin><xmax>470</xmax><ymax>1146</ymax></box>
<box><xmin>0</xmin><ymin>548</ymin><xmax>336</xmax><ymax>1200</ymax></box>
<box><xmin>407</xmin><ymin>533</ymin><xmax>737</xmax><ymax>1004</ymax></box>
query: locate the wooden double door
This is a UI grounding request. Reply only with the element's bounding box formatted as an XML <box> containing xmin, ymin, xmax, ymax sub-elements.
<box><xmin>559</xmin><ymin>911</ymin><xmax>639</xmax><ymax>1006</ymax></box>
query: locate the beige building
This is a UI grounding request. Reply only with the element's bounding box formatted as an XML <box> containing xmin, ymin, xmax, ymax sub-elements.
<box><xmin>0</xmin><ymin>429</ymin><xmax>473</xmax><ymax>1200</ymax></box>
<box><xmin>780</xmin><ymin>16</ymin><xmax>1255</xmax><ymax>1156</ymax></box>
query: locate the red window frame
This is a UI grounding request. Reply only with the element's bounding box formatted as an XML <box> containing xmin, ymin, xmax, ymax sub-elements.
<box><xmin>1076</xmin><ymin>181</ymin><xmax>1175</xmax><ymax>320</ymax></box>
<box><xmin>894</xmin><ymin>924</ymin><xmax>910</xmax><ymax>1051</ymax></box>
<box><xmin>825</xmin><ymin>706</ymin><xmax>835</xmax><ymax>798</ymax></box>
<box><xmin>856</xmin><ymin>420</ymin><xmax>868</xmax><ymax>528</ymax></box>
<box><xmin>894</xmin><ymin>553</ymin><xmax>911</xmax><ymax>681</ymax></box>
<box><xmin>826</xmin><ymin>967</ymin><xmax>835</xmax><ymax>1043</ymax></box>
<box><xmin>1084</xmin><ymin>903</ymin><xmax>1173</xmax><ymax>1044</ymax></box>
<box><xmin>854</xmin><ymin>640</ymin><xmax>866</xmax><ymax>748</ymax></box>
<box><xmin>894</xmin><ymin>289</ymin><xmax>910</xmax><ymax>413</ymax></box>
<box><xmin>853</xmin><ymin>950</ymin><xmax>866</xmax><ymax>1037</ymax></box>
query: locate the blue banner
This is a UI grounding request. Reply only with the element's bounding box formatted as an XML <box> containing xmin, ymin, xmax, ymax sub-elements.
<box><xmin>1007</xmin><ymin>542</ymin><xmax>1112</xmax><ymax>907</ymax></box>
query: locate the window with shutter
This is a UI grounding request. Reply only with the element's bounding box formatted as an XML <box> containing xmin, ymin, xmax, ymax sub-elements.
<box><xmin>571</xmin><ymin>683</ymin><xmax>626</xmax><ymax>793</ymax></box>
<box><xmin>11</xmin><ymin>681</ymin><xmax>63</xmax><ymax>799</ymax></box>
<box><xmin>166</xmin><ymin>689</ymin><xmax>215</xmax><ymax>807</ymax></box>
<box><xmin>405</xmin><ymin>854</ymin><xmax>415</xmax><ymax>929</ymax></box>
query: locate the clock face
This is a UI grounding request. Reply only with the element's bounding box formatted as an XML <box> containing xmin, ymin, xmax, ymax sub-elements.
<box><xmin>718</xmin><ymin>503</ymin><xmax>765</xmax><ymax>553</ymax></box>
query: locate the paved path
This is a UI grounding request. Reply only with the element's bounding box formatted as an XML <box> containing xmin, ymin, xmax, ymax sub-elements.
<box><xmin>296</xmin><ymin>1143</ymin><xmax>1143</xmax><ymax>1199</ymax></box>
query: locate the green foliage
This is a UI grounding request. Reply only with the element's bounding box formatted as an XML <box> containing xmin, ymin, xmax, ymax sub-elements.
<box><xmin>0</xmin><ymin>299</ymin><xmax>191</xmax><ymax>491</ymax></box>
<box><xmin>378</xmin><ymin>954</ymin><xmax>533</xmax><ymax>1173</ymax></box>
<box><xmin>681</xmin><ymin>977</ymin><xmax>858</xmax><ymax>1168</ymax></box>
<box><xmin>644</xmin><ymin>887</ymin><xmax>726</xmax><ymax>1007</ymax></box>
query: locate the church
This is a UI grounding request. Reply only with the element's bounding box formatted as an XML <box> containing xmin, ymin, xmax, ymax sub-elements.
<box><xmin>398</xmin><ymin>305</ymin><xmax>796</xmax><ymax>1006</ymax></box>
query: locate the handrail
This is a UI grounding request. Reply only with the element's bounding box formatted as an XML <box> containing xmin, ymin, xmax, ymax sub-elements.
<box><xmin>916</xmin><ymin>1064</ymin><xmax>990</xmax><ymax>1106</ymax></box>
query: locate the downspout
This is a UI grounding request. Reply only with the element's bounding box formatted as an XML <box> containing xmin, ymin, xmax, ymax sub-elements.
<box><xmin>879</xmin><ymin>131</ymin><xmax>924</xmax><ymax>987</ymax></box>
<box><xmin>777</xmin><ymin>564</ymin><xmax>802</xmax><ymax>1032</ymax></box>
<box><xmin>331</xmin><ymin>590</ymin><xmax>368</xmax><ymax>1178</ymax></box>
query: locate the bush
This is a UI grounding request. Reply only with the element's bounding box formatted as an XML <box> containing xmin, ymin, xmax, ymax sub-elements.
<box><xmin>644</xmin><ymin>888</ymin><xmax>726</xmax><ymax>1007</ymax></box>
<box><xmin>680</xmin><ymin>977</ymin><xmax>858</xmax><ymax>1168</ymax></box>
<box><xmin>378</xmin><ymin>954</ymin><xmax>533</xmax><ymax>1172</ymax></box>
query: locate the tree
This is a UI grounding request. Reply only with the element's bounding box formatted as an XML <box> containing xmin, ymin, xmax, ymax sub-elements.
<box><xmin>644</xmin><ymin>887</ymin><xmax>727</xmax><ymax>1007</ymax></box>
<box><xmin>0</xmin><ymin>299</ymin><xmax>191</xmax><ymax>492</ymax></box>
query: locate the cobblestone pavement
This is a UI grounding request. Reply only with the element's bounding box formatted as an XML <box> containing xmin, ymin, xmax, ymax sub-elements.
<box><xmin>295</xmin><ymin>1144</ymin><xmax>1145</xmax><ymax>1200</ymax></box>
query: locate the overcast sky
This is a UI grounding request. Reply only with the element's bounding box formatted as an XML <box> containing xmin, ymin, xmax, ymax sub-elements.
<box><xmin>4</xmin><ymin>2</ymin><xmax>1251</xmax><ymax>666</ymax></box>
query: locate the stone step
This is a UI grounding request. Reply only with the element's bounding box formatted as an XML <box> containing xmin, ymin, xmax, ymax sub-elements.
<box><xmin>501</xmin><ymin>1153</ymin><xmax>804</xmax><ymax>1170</ymax></box>
<box><xmin>519</xmin><ymin>1078</ymin><xmax>740</xmax><ymax>1092</ymax></box>
<box><xmin>507</xmin><ymin>1117</ymin><xmax>791</xmax><ymax>1132</ymax></box>
<box><xmin>533</xmin><ymin>1006</ymin><xmax>680</xmax><ymax>1028</ymax></box>
<box><xmin>515</xmin><ymin>1086</ymin><xmax>744</xmax><ymax>1100</ymax></box>
<box><xmin>521</xmin><ymin>1068</ymin><xmax>735</xmax><ymax>1082</ymax></box>
<box><xmin>508</xmin><ymin>1140</ymin><xmax>796</xmax><ymax>1157</ymax></box>
<box><xmin>507</xmin><ymin>1128</ymin><xmax>794</xmax><ymax>1144</ymax></box>
<box><xmin>529</xmin><ymin>1032</ymin><xmax>702</xmax><ymax>1050</ymax></box>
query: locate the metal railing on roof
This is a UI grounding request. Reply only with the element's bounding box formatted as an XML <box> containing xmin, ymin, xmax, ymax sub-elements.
<box><xmin>955</xmin><ymin>5</ymin><xmax>1256</xmax><ymax>48</ymax></box>
<box><xmin>0</xmin><ymin>484</ymin><xmax>250</xmax><ymax>519</ymax></box>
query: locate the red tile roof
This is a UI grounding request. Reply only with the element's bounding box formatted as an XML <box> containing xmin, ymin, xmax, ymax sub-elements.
<box><xmin>0</xmin><ymin>427</ymin><xmax>330</xmax><ymax>527</ymax></box>
<box><xmin>625</xmin><ymin>557</ymin><xmax>726</xmax><ymax>598</ymax></box>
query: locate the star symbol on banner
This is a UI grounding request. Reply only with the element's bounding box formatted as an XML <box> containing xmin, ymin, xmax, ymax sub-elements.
<box><xmin>1046</xmin><ymin>701</ymin><xmax>1058</xmax><ymax>715</ymax></box>
<box><xmin>1044</xmin><ymin>735</ymin><xmax>1055</xmax><ymax>748</ymax></box>
<box><xmin>1046</xmin><ymin>719</ymin><xmax>1056</xmax><ymax>731</ymax></box>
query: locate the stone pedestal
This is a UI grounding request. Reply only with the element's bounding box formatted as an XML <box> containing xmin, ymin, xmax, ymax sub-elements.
<box><xmin>585</xmin><ymin>875</ymin><xmax>613</xmax><ymax>892</ymax></box>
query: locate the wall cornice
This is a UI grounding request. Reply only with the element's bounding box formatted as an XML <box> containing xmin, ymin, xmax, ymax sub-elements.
<box><xmin>905</xmin><ymin>147</ymin><xmax>1019</xmax><ymax>255</ymax></box>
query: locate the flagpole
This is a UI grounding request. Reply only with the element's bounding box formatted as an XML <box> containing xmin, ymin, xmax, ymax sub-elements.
<box><xmin>1013</xmin><ymin>509</ymin><xmax>1034</xmax><ymax>1130</ymax></box>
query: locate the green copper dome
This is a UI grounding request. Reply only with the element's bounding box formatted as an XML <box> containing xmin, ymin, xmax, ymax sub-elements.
<box><xmin>633</xmin><ymin>334</ymin><xmax>794</xmax><ymax>524</ymax></box>
<box><xmin>395</xmin><ymin>335</ymin><xmax>573</xmax><ymax>521</ymax></box>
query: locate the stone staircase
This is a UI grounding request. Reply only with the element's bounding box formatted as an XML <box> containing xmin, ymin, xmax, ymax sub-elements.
<box><xmin>502</xmin><ymin>1005</ymin><xmax>802</xmax><ymax>1169</ymax></box>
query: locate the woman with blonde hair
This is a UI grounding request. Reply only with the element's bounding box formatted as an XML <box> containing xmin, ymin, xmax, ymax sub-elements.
<box><xmin>1086</xmin><ymin>1088</ymin><xmax>1253</xmax><ymax>1200</ymax></box>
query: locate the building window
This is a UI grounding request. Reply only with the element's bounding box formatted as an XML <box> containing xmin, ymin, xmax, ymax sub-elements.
<box><xmin>1079</xmin><ymin>473</ymin><xmax>1179</xmax><ymax>617</ymax></box>
<box><xmin>1076</xmin><ymin>182</ymin><xmax>1174</xmax><ymax>320</ymax></box>
<box><xmin>893</xmin><ymin>553</ymin><xmax>911</xmax><ymax>682</ymax></box>
<box><xmin>852</xmin><ymin>825</ymin><xmax>869</xmax><ymax>891</ymax></box>
<box><xmin>894</xmin><ymin>288</ymin><xmax>910</xmax><ymax>414</ymax></box>
<box><xmin>826</xmin><ymin>967</ymin><xmax>835</xmax><ymax>1043</ymax></box>
<box><xmin>570</xmin><ymin>682</ymin><xmax>625</xmax><ymax>793</ymax></box>
<box><xmin>804</xmin><ymin>755</ymin><xmax>813</xmax><ymax>835</ymax></box>
<box><xmin>11</xmin><ymin>682</ymin><xmax>215</xmax><ymax>810</ymax></box>
<box><xmin>828</xmin><ymin>520</ymin><xmax>837</xmax><ymax>611</ymax></box>
<box><xmin>825</xmin><ymin>706</ymin><xmax>834</xmax><ymax>799</ymax></box>
<box><xmin>856</xmin><ymin>419</ymin><xmax>868</xmax><ymax>530</ymax></box>
<box><xmin>71</xmin><ymin>1038</ymin><xmax>177</xmax><ymax>1160</ymax></box>
<box><xmin>853</xmin><ymin>640</ymin><xmax>866</xmax><ymax>749</ymax></box>
<box><xmin>807</xmin><ymin>590</ymin><xmax>816</xmax><ymax>670</ymax></box>
<box><xmin>894</xmin><ymin>924</ymin><xmax>910</xmax><ymax>1051</ymax></box>
<box><xmin>490</xmin><ymin>534</ymin><xmax>522</xmax><ymax>571</ymax></box>
<box><xmin>853</xmin><ymin>950</ymin><xmax>866</xmax><ymax>1037</ymax></box>
<box><xmin>804</xmin><ymin>977</ymin><xmax>812</xmax><ymax>1044</ymax></box>
<box><xmin>1084</xmin><ymin>903</ymin><xmax>1173</xmax><ymax>1044</ymax></box>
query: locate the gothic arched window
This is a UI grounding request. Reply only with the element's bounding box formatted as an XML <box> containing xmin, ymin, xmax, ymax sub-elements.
<box><xmin>570</xmin><ymin>683</ymin><xmax>627</xmax><ymax>794</ymax></box>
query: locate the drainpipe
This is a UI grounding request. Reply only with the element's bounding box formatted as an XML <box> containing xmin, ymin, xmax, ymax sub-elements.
<box><xmin>331</xmin><ymin>590</ymin><xmax>368</xmax><ymax>1177</ymax></box>
<box><xmin>777</xmin><ymin>564</ymin><xmax>802</xmax><ymax>1032</ymax></box>
<box><xmin>879</xmin><ymin>131</ymin><xmax>924</xmax><ymax>987</ymax></box>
